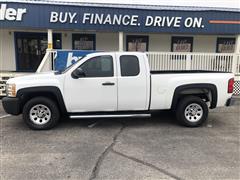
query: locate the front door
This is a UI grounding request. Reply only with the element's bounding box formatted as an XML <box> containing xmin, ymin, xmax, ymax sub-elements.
<box><xmin>64</xmin><ymin>54</ymin><xmax>117</xmax><ymax>112</ymax></box>
<box><xmin>15</xmin><ymin>32</ymin><xmax>61</xmax><ymax>72</ymax></box>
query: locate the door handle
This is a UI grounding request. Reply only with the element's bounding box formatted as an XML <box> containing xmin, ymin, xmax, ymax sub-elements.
<box><xmin>102</xmin><ymin>82</ymin><xmax>115</xmax><ymax>86</ymax></box>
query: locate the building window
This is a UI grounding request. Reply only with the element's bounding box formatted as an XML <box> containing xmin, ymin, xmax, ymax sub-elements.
<box><xmin>126</xmin><ymin>35</ymin><xmax>149</xmax><ymax>52</ymax></box>
<box><xmin>171</xmin><ymin>36</ymin><xmax>193</xmax><ymax>52</ymax></box>
<box><xmin>72</xmin><ymin>34</ymin><xmax>96</xmax><ymax>50</ymax></box>
<box><xmin>216</xmin><ymin>37</ymin><xmax>235</xmax><ymax>53</ymax></box>
<box><xmin>53</xmin><ymin>34</ymin><xmax>62</xmax><ymax>50</ymax></box>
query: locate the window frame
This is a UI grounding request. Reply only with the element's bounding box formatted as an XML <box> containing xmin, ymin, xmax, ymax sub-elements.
<box><xmin>72</xmin><ymin>33</ymin><xmax>96</xmax><ymax>50</ymax></box>
<box><xmin>126</xmin><ymin>35</ymin><xmax>149</xmax><ymax>52</ymax></box>
<box><xmin>119</xmin><ymin>55</ymin><xmax>140</xmax><ymax>77</ymax></box>
<box><xmin>77</xmin><ymin>55</ymin><xmax>114</xmax><ymax>78</ymax></box>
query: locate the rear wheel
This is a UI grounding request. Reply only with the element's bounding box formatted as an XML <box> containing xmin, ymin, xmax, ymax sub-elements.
<box><xmin>23</xmin><ymin>97</ymin><xmax>60</xmax><ymax>130</ymax></box>
<box><xmin>176</xmin><ymin>96</ymin><xmax>208</xmax><ymax>127</ymax></box>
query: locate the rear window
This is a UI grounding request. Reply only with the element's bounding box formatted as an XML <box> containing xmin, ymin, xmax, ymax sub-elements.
<box><xmin>120</xmin><ymin>55</ymin><xmax>140</xmax><ymax>76</ymax></box>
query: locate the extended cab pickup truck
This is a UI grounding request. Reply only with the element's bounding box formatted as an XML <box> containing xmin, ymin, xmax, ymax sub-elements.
<box><xmin>2</xmin><ymin>52</ymin><xmax>235</xmax><ymax>130</ymax></box>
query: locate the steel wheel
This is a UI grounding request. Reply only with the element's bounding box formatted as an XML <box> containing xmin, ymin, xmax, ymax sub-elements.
<box><xmin>29</xmin><ymin>104</ymin><xmax>51</xmax><ymax>125</ymax></box>
<box><xmin>184</xmin><ymin>103</ymin><xmax>203</xmax><ymax>122</ymax></box>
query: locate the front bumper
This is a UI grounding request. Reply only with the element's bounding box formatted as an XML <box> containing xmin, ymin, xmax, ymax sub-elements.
<box><xmin>2</xmin><ymin>97</ymin><xmax>21</xmax><ymax>115</ymax></box>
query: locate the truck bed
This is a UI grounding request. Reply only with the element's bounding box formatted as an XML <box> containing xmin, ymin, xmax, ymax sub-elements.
<box><xmin>150</xmin><ymin>70</ymin><xmax>231</xmax><ymax>74</ymax></box>
<box><xmin>149</xmin><ymin>71</ymin><xmax>233</xmax><ymax>110</ymax></box>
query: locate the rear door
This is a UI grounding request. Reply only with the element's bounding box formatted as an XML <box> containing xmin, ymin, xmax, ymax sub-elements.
<box><xmin>116</xmin><ymin>53</ymin><xmax>150</xmax><ymax>111</ymax></box>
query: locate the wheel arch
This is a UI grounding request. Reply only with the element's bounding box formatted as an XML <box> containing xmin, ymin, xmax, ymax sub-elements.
<box><xmin>171</xmin><ymin>83</ymin><xmax>218</xmax><ymax>109</ymax></box>
<box><xmin>17</xmin><ymin>86</ymin><xmax>67</xmax><ymax>114</ymax></box>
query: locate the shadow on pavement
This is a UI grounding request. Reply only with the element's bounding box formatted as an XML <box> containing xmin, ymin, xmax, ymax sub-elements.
<box><xmin>58</xmin><ymin>110</ymin><xmax>179</xmax><ymax>129</ymax></box>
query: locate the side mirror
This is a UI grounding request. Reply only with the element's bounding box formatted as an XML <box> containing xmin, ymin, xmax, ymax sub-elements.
<box><xmin>71</xmin><ymin>67</ymin><xmax>86</xmax><ymax>79</ymax></box>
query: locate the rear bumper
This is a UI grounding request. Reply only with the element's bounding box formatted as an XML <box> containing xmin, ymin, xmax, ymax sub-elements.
<box><xmin>2</xmin><ymin>97</ymin><xmax>21</xmax><ymax>115</ymax></box>
<box><xmin>225</xmin><ymin>97</ymin><xmax>238</xmax><ymax>106</ymax></box>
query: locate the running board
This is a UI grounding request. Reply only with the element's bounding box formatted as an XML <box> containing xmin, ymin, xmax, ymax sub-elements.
<box><xmin>69</xmin><ymin>113</ymin><xmax>151</xmax><ymax>119</ymax></box>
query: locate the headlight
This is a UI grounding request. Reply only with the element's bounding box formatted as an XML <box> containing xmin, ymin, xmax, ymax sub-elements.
<box><xmin>6</xmin><ymin>84</ymin><xmax>16</xmax><ymax>97</ymax></box>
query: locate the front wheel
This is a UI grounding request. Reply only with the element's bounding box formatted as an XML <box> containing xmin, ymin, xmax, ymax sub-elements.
<box><xmin>23</xmin><ymin>97</ymin><xmax>60</xmax><ymax>130</ymax></box>
<box><xmin>176</xmin><ymin>96</ymin><xmax>208</xmax><ymax>127</ymax></box>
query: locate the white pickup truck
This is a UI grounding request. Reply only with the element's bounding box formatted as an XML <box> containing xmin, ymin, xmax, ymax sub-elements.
<box><xmin>2</xmin><ymin>52</ymin><xmax>235</xmax><ymax>130</ymax></box>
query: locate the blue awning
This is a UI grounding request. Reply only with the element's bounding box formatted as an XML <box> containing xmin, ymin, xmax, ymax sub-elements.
<box><xmin>0</xmin><ymin>1</ymin><xmax>239</xmax><ymax>34</ymax></box>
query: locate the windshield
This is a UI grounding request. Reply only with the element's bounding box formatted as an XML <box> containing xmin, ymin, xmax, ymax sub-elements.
<box><xmin>56</xmin><ymin>55</ymin><xmax>86</xmax><ymax>74</ymax></box>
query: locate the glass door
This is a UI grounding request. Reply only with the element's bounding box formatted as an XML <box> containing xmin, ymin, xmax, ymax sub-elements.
<box><xmin>15</xmin><ymin>32</ymin><xmax>61</xmax><ymax>72</ymax></box>
<box><xmin>16</xmin><ymin>37</ymin><xmax>43</xmax><ymax>71</ymax></box>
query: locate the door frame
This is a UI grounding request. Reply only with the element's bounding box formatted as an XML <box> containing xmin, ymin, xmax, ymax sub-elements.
<box><xmin>14</xmin><ymin>32</ymin><xmax>62</xmax><ymax>72</ymax></box>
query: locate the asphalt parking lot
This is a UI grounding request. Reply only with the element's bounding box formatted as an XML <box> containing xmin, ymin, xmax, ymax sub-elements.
<box><xmin>0</xmin><ymin>100</ymin><xmax>239</xmax><ymax>180</ymax></box>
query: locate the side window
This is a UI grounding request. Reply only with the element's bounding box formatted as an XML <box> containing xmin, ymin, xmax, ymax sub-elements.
<box><xmin>80</xmin><ymin>55</ymin><xmax>113</xmax><ymax>77</ymax></box>
<box><xmin>120</xmin><ymin>55</ymin><xmax>140</xmax><ymax>76</ymax></box>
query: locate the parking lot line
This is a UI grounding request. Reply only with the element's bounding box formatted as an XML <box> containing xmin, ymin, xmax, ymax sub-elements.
<box><xmin>0</xmin><ymin>114</ymin><xmax>11</xmax><ymax>119</ymax></box>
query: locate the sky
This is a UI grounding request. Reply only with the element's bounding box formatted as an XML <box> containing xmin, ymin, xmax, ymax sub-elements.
<box><xmin>46</xmin><ymin>0</ymin><xmax>240</xmax><ymax>9</ymax></box>
<box><xmin>3</xmin><ymin>0</ymin><xmax>240</xmax><ymax>9</ymax></box>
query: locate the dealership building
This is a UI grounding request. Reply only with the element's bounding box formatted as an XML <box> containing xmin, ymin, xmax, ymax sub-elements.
<box><xmin>0</xmin><ymin>0</ymin><xmax>240</xmax><ymax>96</ymax></box>
<box><xmin>0</xmin><ymin>0</ymin><xmax>239</xmax><ymax>73</ymax></box>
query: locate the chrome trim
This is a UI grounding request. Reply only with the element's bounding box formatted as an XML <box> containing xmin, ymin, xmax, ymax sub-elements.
<box><xmin>69</xmin><ymin>114</ymin><xmax>151</xmax><ymax>119</ymax></box>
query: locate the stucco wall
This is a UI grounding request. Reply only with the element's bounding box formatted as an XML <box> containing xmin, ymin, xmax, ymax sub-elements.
<box><xmin>0</xmin><ymin>29</ymin><xmax>16</xmax><ymax>71</ymax></box>
<box><xmin>96</xmin><ymin>32</ymin><xmax>119</xmax><ymax>51</ymax></box>
<box><xmin>0</xmin><ymin>29</ymin><xmax>237</xmax><ymax>71</ymax></box>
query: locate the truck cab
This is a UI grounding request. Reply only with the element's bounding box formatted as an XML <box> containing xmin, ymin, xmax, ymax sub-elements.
<box><xmin>63</xmin><ymin>52</ymin><xmax>150</xmax><ymax>112</ymax></box>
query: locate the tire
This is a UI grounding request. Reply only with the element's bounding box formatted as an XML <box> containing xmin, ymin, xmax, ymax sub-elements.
<box><xmin>176</xmin><ymin>96</ymin><xmax>208</xmax><ymax>127</ymax></box>
<box><xmin>23</xmin><ymin>97</ymin><xmax>60</xmax><ymax>130</ymax></box>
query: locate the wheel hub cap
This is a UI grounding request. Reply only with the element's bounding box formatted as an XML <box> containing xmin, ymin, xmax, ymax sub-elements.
<box><xmin>29</xmin><ymin>104</ymin><xmax>51</xmax><ymax>125</ymax></box>
<box><xmin>184</xmin><ymin>103</ymin><xmax>203</xmax><ymax>122</ymax></box>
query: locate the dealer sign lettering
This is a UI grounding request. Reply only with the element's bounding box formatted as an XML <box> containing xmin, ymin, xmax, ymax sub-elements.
<box><xmin>0</xmin><ymin>3</ymin><xmax>239</xmax><ymax>34</ymax></box>
<box><xmin>50</xmin><ymin>12</ymin><xmax>204</xmax><ymax>28</ymax></box>
<box><xmin>0</xmin><ymin>4</ymin><xmax>26</xmax><ymax>21</ymax></box>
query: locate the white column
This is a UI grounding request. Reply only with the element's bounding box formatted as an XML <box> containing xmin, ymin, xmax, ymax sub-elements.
<box><xmin>47</xmin><ymin>29</ymin><xmax>53</xmax><ymax>50</ymax></box>
<box><xmin>118</xmin><ymin>32</ymin><xmax>124</xmax><ymax>51</ymax></box>
<box><xmin>234</xmin><ymin>35</ymin><xmax>240</xmax><ymax>53</ymax></box>
<box><xmin>47</xmin><ymin>29</ymin><xmax>53</xmax><ymax>71</ymax></box>
<box><xmin>232</xmin><ymin>35</ymin><xmax>240</xmax><ymax>74</ymax></box>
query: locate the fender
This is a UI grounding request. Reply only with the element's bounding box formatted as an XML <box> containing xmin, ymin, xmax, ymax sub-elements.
<box><xmin>17</xmin><ymin>86</ymin><xmax>67</xmax><ymax>114</ymax></box>
<box><xmin>171</xmin><ymin>83</ymin><xmax>218</xmax><ymax>109</ymax></box>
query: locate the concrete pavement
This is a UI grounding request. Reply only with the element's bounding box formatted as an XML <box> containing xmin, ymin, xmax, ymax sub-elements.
<box><xmin>0</xmin><ymin>102</ymin><xmax>239</xmax><ymax>180</ymax></box>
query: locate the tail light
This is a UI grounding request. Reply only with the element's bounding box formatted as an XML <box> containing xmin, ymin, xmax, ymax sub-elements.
<box><xmin>228</xmin><ymin>78</ymin><xmax>234</xmax><ymax>93</ymax></box>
